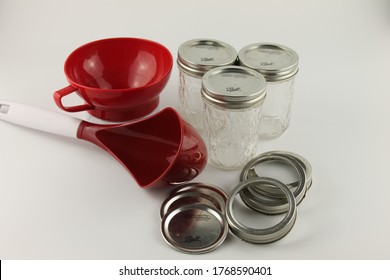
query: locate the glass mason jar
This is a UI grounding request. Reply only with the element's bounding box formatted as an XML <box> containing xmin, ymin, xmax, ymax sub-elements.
<box><xmin>177</xmin><ymin>39</ymin><xmax>237</xmax><ymax>138</ymax></box>
<box><xmin>201</xmin><ymin>66</ymin><xmax>267</xmax><ymax>169</ymax></box>
<box><xmin>238</xmin><ymin>43</ymin><xmax>299</xmax><ymax>139</ymax></box>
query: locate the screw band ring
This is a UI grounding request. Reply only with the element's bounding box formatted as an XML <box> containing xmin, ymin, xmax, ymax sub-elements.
<box><xmin>226</xmin><ymin>177</ymin><xmax>297</xmax><ymax>244</ymax></box>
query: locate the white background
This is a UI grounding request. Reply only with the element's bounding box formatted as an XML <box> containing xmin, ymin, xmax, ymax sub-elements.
<box><xmin>0</xmin><ymin>0</ymin><xmax>389</xmax><ymax>259</ymax></box>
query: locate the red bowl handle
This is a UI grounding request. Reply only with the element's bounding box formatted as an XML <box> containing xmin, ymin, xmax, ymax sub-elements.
<box><xmin>54</xmin><ymin>85</ymin><xmax>94</xmax><ymax>112</ymax></box>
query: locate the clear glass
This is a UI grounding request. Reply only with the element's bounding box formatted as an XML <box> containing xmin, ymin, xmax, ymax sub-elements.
<box><xmin>203</xmin><ymin>102</ymin><xmax>262</xmax><ymax>169</ymax></box>
<box><xmin>178</xmin><ymin>71</ymin><xmax>205</xmax><ymax>137</ymax></box>
<box><xmin>259</xmin><ymin>78</ymin><xmax>295</xmax><ymax>139</ymax></box>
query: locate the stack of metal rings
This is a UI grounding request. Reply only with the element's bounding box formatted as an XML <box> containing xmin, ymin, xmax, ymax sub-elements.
<box><xmin>160</xmin><ymin>183</ymin><xmax>229</xmax><ymax>254</ymax></box>
<box><xmin>226</xmin><ymin>151</ymin><xmax>312</xmax><ymax>244</ymax></box>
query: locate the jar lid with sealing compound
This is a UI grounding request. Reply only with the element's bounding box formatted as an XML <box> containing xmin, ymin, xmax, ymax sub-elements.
<box><xmin>238</xmin><ymin>43</ymin><xmax>299</xmax><ymax>82</ymax></box>
<box><xmin>201</xmin><ymin>66</ymin><xmax>267</xmax><ymax>109</ymax></box>
<box><xmin>177</xmin><ymin>39</ymin><xmax>237</xmax><ymax>78</ymax></box>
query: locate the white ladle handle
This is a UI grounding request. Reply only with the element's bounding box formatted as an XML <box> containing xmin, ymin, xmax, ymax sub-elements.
<box><xmin>0</xmin><ymin>100</ymin><xmax>81</xmax><ymax>138</ymax></box>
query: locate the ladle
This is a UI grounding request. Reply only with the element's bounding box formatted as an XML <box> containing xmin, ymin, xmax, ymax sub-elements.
<box><xmin>0</xmin><ymin>101</ymin><xmax>207</xmax><ymax>188</ymax></box>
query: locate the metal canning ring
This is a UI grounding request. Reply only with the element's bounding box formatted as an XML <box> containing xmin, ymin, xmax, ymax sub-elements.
<box><xmin>239</xmin><ymin>154</ymin><xmax>306</xmax><ymax>213</ymax></box>
<box><xmin>226</xmin><ymin>177</ymin><xmax>297</xmax><ymax>244</ymax></box>
<box><xmin>251</xmin><ymin>150</ymin><xmax>312</xmax><ymax>191</ymax></box>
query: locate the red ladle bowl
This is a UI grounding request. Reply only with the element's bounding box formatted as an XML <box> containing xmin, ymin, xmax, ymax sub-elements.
<box><xmin>78</xmin><ymin>107</ymin><xmax>207</xmax><ymax>188</ymax></box>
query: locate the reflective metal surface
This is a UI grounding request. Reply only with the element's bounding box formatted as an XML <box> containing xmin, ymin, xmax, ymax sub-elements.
<box><xmin>160</xmin><ymin>191</ymin><xmax>224</xmax><ymax>219</ymax></box>
<box><xmin>254</xmin><ymin>150</ymin><xmax>313</xmax><ymax>190</ymax></box>
<box><xmin>239</xmin><ymin>153</ymin><xmax>306</xmax><ymax>213</ymax></box>
<box><xmin>161</xmin><ymin>204</ymin><xmax>228</xmax><ymax>254</ymax></box>
<box><xmin>202</xmin><ymin>66</ymin><xmax>267</xmax><ymax>109</ymax></box>
<box><xmin>226</xmin><ymin>177</ymin><xmax>297</xmax><ymax>244</ymax></box>
<box><xmin>177</xmin><ymin>38</ymin><xmax>237</xmax><ymax>77</ymax></box>
<box><xmin>238</xmin><ymin>43</ymin><xmax>299</xmax><ymax>82</ymax></box>
<box><xmin>169</xmin><ymin>182</ymin><xmax>228</xmax><ymax>212</ymax></box>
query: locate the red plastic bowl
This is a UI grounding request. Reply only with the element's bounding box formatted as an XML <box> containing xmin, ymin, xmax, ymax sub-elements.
<box><xmin>54</xmin><ymin>38</ymin><xmax>173</xmax><ymax>121</ymax></box>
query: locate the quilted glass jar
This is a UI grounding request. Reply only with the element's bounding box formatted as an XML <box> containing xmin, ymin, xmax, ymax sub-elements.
<box><xmin>238</xmin><ymin>43</ymin><xmax>299</xmax><ymax>139</ymax></box>
<box><xmin>177</xmin><ymin>39</ymin><xmax>237</xmax><ymax>138</ymax></box>
<box><xmin>201</xmin><ymin>66</ymin><xmax>267</xmax><ymax>169</ymax></box>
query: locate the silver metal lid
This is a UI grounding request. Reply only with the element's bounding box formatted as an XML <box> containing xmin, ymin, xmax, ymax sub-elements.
<box><xmin>238</xmin><ymin>43</ymin><xmax>299</xmax><ymax>82</ymax></box>
<box><xmin>160</xmin><ymin>191</ymin><xmax>224</xmax><ymax>219</ymax></box>
<box><xmin>201</xmin><ymin>66</ymin><xmax>267</xmax><ymax>109</ymax></box>
<box><xmin>169</xmin><ymin>182</ymin><xmax>228</xmax><ymax>211</ymax></box>
<box><xmin>226</xmin><ymin>177</ymin><xmax>297</xmax><ymax>244</ymax></box>
<box><xmin>161</xmin><ymin>204</ymin><xmax>228</xmax><ymax>254</ymax></box>
<box><xmin>177</xmin><ymin>39</ymin><xmax>237</xmax><ymax>77</ymax></box>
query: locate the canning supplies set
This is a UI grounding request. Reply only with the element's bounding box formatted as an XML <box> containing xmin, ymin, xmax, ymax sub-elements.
<box><xmin>160</xmin><ymin>151</ymin><xmax>313</xmax><ymax>254</ymax></box>
<box><xmin>0</xmin><ymin>37</ymin><xmax>311</xmax><ymax>254</ymax></box>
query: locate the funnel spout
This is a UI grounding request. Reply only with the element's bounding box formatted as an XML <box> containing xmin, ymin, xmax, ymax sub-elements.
<box><xmin>161</xmin><ymin>120</ymin><xmax>207</xmax><ymax>185</ymax></box>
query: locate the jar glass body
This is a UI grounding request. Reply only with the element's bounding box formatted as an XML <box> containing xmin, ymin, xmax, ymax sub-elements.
<box><xmin>260</xmin><ymin>77</ymin><xmax>295</xmax><ymax>139</ymax></box>
<box><xmin>178</xmin><ymin>71</ymin><xmax>204</xmax><ymax>137</ymax></box>
<box><xmin>203</xmin><ymin>101</ymin><xmax>263</xmax><ymax>169</ymax></box>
